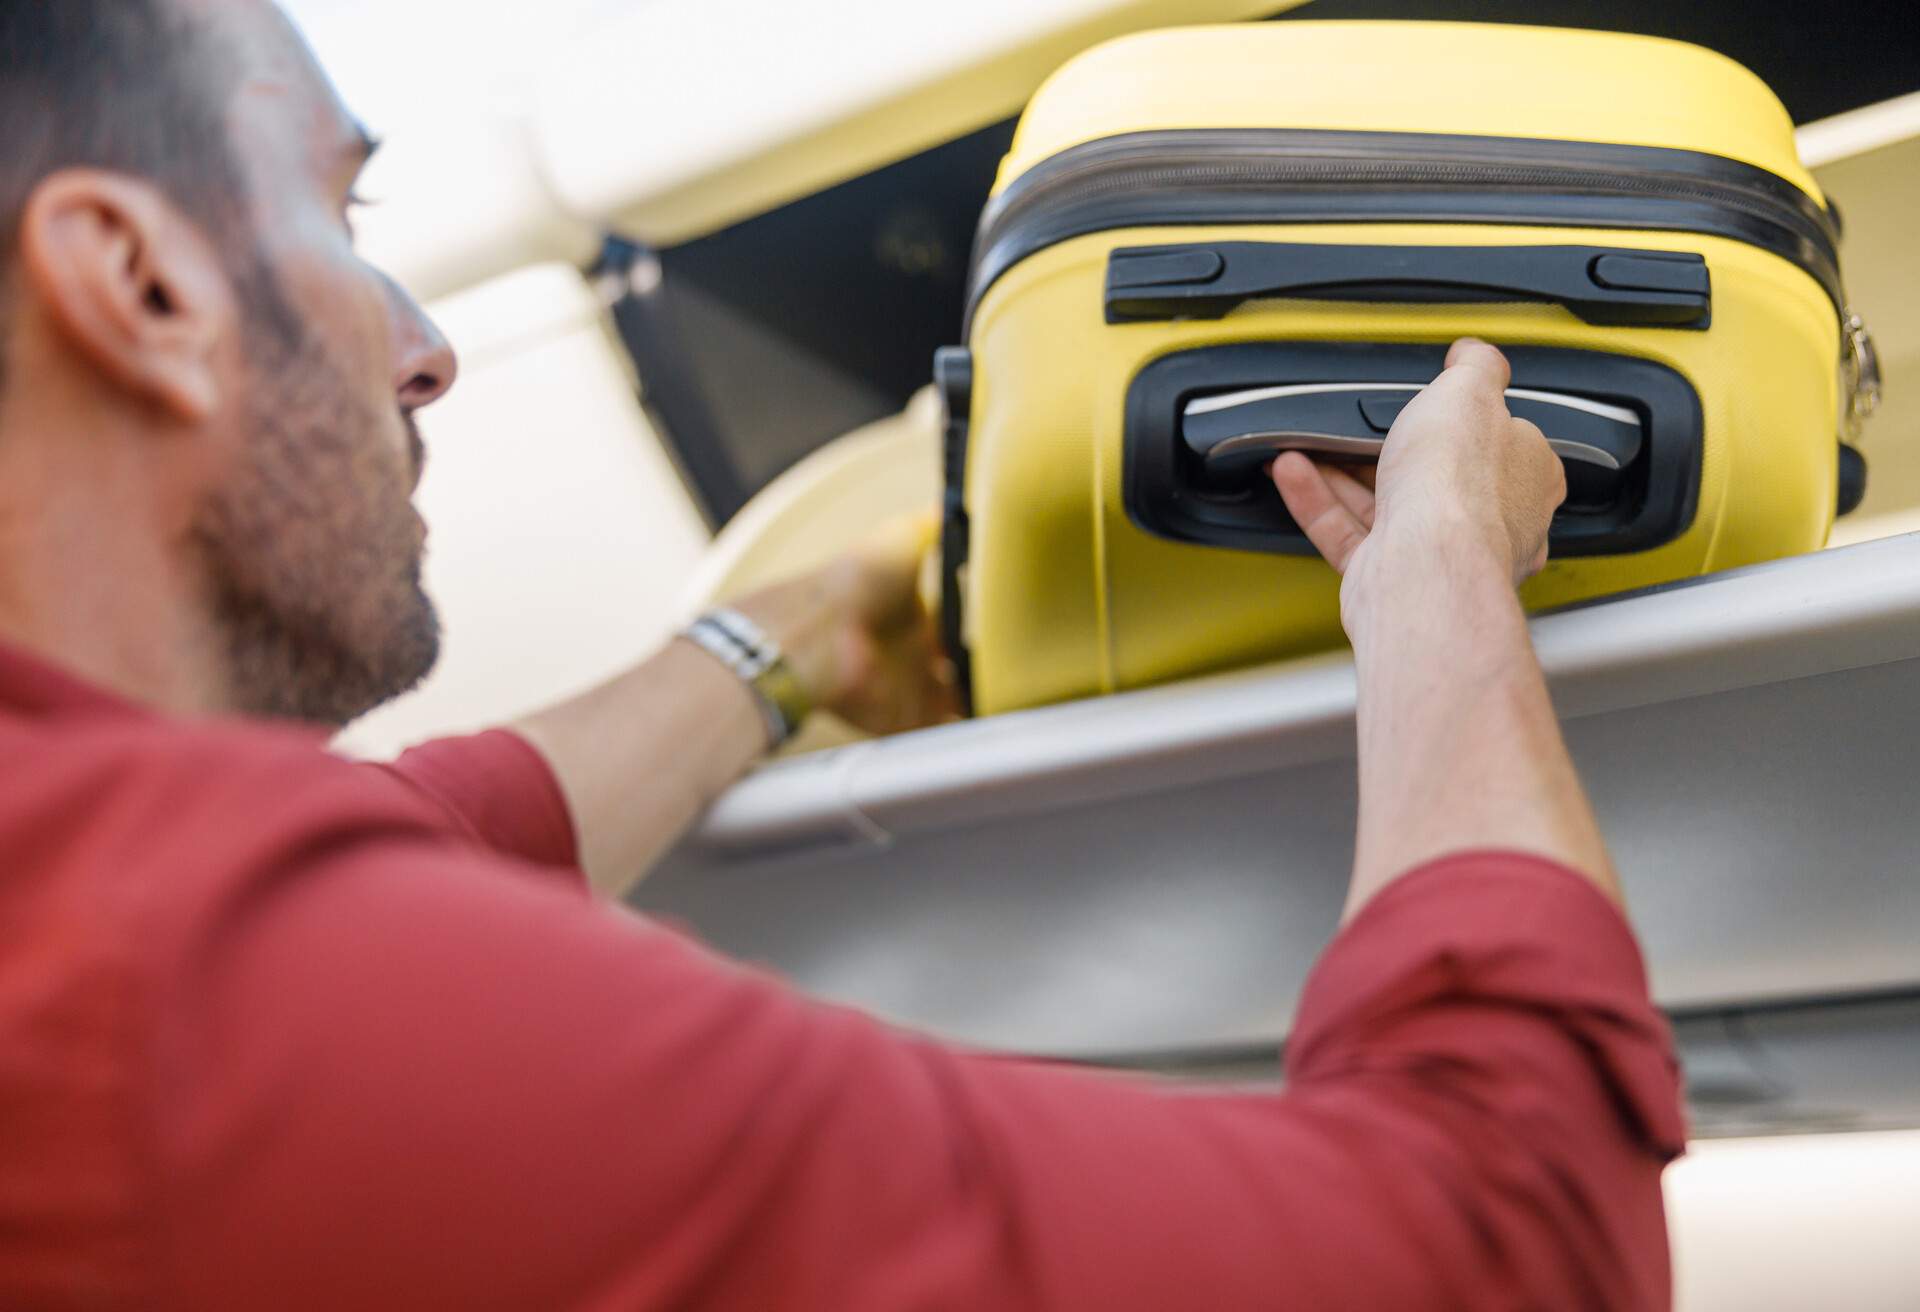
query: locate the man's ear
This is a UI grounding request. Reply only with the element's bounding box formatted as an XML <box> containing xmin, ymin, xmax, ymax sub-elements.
<box><xmin>17</xmin><ymin>169</ymin><xmax>236</xmax><ymax>425</ymax></box>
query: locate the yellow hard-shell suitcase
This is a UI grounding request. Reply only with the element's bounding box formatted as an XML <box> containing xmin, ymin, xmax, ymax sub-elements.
<box><xmin>937</xmin><ymin>22</ymin><xmax>1881</xmax><ymax>716</ymax></box>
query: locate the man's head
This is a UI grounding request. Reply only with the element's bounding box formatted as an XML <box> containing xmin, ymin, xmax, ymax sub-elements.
<box><xmin>0</xmin><ymin>0</ymin><xmax>456</xmax><ymax>726</ymax></box>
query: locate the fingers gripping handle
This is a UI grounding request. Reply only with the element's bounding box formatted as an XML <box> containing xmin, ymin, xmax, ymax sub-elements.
<box><xmin>1182</xmin><ymin>383</ymin><xmax>1645</xmax><ymax>490</ymax></box>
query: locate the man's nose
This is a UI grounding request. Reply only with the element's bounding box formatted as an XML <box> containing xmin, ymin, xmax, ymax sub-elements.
<box><xmin>388</xmin><ymin>276</ymin><xmax>458</xmax><ymax>411</ymax></box>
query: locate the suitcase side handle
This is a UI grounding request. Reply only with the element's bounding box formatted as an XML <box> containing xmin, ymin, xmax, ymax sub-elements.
<box><xmin>1105</xmin><ymin>241</ymin><xmax>1711</xmax><ymax>329</ymax></box>
<box><xmin>1121</xmin><ymin>342</ymin><xmax>1704</xmax><ymax>559</ymax></box>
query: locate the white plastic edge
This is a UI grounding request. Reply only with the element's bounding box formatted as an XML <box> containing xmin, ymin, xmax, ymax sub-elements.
<box><xmin>691</xmin><ymin>533</ymin><xmax>1920</xmax><ymax>854</ymax></box>
<box><xmin>1797</xmin><ymin>88</ymin><xmax>1920</xmax><ymax>168</ymax></box>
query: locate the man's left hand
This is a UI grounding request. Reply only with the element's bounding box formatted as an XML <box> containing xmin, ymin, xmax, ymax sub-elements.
<box><xmin>731</xmin><ymin>513</ymin><xmax>961</xmax><ymax>738</ymax></box>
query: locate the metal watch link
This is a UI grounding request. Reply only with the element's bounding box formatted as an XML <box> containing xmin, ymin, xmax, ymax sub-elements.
<box><xmin>680</xmin><ymin>607</ymin><xmax>814</xmax><ymax>748</ymax></box>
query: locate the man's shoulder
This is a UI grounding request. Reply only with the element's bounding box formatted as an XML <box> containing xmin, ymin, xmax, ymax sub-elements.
<box><xmin>0</xmin><ymin>713</ymin><xmax>559</xmax><ymax>1309</ymax></box>
<box><xmin>0</xmin><ymin>711</ymin><xmax>454</xmax><ymax>902</ymax></box>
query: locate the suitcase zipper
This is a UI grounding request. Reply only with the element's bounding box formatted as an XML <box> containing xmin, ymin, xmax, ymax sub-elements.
<box><xmin>968</xmin><ymin>129</ymin><xmax>1847</xmax><ymax>329</ymax></box>
<box><xmin>1843</xmin><ymin>309</ymin><xmax>1882</xmax><ymax>440</ymax></box>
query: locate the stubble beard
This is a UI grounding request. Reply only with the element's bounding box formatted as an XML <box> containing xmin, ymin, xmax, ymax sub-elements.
<box><xmin>190</xmin><ymin>266</ymin><xmax>442</xmax><ymax>728</ymax></box>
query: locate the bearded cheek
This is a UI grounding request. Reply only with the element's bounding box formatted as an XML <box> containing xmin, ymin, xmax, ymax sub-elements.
<box><xmin>214</xmin><ymin>352</ymin><xmax>435</xmax><ymax>722</ymax></box>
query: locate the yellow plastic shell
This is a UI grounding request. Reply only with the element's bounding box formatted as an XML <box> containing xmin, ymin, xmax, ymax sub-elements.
<box><xmin>961</xmin><ymin>24</ymin><xmax>1840</xmax><ymax>714</ymax></box>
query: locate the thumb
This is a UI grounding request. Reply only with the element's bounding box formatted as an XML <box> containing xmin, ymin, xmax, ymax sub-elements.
<box><xmin>1442</xmin><ymin>336</ymin><xmax>1513</xmax><ymax>396</ymax></box>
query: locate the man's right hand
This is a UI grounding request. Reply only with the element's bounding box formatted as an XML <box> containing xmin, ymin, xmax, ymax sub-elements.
<box><xmin>1269</xmin><ymin>338</ymin><xmax>1567</xmax><ymax>626</ymax></box>
<box><xmin>1270</xmin><ymin>335</ymin><xmax>1618</xmax><ymax>913</ymax></box>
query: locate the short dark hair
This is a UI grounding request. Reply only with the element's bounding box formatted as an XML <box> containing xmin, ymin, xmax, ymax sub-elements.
<box><xmin>1</xmin><ymin>0</ymin><xmax>246</xmax><ymax>387</ymax></box>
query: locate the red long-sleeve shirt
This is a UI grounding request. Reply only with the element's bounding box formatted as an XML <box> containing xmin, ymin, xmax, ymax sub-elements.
<box><xmin>0</xmin><ymin>638</ymin><xmax>1685</xmax><ymax>1310</ymax></box>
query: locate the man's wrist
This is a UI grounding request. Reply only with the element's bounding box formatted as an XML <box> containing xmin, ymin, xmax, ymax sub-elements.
<box><xmin>727</xmin><ymin>574</ymin><xmax>850</xmax><ymax>715</ymax></box>
<box><xmin>680</xmin><ymin>610</ymin><xmax>815</xmax><ymax>747</ymax></box>
<box><xmin>1343</xmin><ymin>520</ymin><xmax>1524</xmax><ymax>650</ymax></box>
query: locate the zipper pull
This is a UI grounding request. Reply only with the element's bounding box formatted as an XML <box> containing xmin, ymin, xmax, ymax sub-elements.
<box><xmin>1843</xmin><ymin>308</ymin><xmax>1882</xmax><ymax>443</ymax></box>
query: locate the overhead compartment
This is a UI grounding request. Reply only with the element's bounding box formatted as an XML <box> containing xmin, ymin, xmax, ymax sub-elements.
<box><xmin>638</xmin><ymin>533</ymin><xmax>1920</xmax><ymax>1069</ymax></box>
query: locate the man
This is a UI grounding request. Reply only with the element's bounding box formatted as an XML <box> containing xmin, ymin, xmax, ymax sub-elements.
<box><xmin>0</xmin><ymin>2</ymin><xmax>1684</xmax><ymax>1308</ymax></box>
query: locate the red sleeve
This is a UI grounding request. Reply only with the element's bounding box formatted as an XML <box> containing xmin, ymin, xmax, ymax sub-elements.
<box><xmin>1282</xmin><ymin>852</ymin><xmax>1687</xmax><ymax>1308</ymax></box>
<box><xmin>141</xmin><ymin>824</ymin><xmax>1681</xmax><ymax>1312</ymax></box>
<box><xmin>370</xmin><ymin>728</ymin><xmax>579</xmax><ymax>870</ymax></box>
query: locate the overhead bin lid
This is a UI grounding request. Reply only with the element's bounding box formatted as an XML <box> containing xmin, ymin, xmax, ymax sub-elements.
<box><xmin>331</xmin><ymin>6</ymin><xmax>1918</xmax><ymax>302</ymax></box>
<box><xmin>534</xmin><ymin>0</ymin><xmax>1296</xmax><ymax>247</ymax></box>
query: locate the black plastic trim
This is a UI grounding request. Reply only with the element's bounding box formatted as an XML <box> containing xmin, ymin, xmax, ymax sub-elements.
<box><xmin>965</xmin><ymin>128</ymin><xmax>1843</xmax><ymax>331</ymax></box>
<box><xmin>1124</xmin><ymin>343</ymin><xmax>1703</xmax><ymax>558</ymax></box>
<box><xmin>934</xmin><ymin>346</ymin><xmax>976</xmax><ymax>716</ymax></box>
<box><xmin>1838</xmin><ymin>444</ymin><xmax>1869</xmax><ymax>517</ymax></box>
<box><xmin>1106</xmin><ymin>240</ymin><xmax>1712</xmax><ymax>328</ymax></box>
<box><xmin>598</xmin><ymin>238</ymin><xmax>752</xmax><ymax>527</ymax></box>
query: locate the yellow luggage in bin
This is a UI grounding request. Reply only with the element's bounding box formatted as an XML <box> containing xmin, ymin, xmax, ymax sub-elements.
<box><xmin>936</xmin><ymin>21</ymin><xmax>1881</xmax><ymax>717</ymax></box>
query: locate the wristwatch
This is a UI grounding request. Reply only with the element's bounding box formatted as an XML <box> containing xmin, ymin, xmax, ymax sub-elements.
<box><xmin>680</xmin><ymin>607</ymin><xmax>814</xmax><ymax>748</ymax></box>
